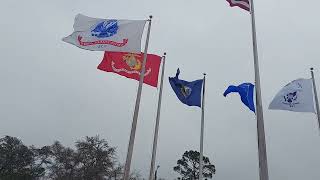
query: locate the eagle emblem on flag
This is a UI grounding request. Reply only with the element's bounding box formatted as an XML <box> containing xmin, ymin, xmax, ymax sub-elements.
<box><xmin>283</xmin><ymin>91</ymin><xmax>299</xmax><ymax>107</ymax></box>
<box><xmin>174</xmin><ymin>82</ymin><xmax>192</xmax><ymax>98</ymax></box>
<box><xmin>180</xmin><ymin>85</ymin><xmax>192</xmax><ymax>98</ymax></box>
<box><xmin>282</xmin><ymin>82</ymin><xmax>302</xmax><ymax>107</ymax></box>
<box><xmin>91</xmin><ymin>20</ymin><xmax>118</xmax><ymax>38</ymax></box>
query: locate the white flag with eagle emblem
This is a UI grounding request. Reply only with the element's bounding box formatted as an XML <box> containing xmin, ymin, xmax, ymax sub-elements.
<box><xmin>269</xmin><ymin>79</ymin><xmax>316</xmax><ymax>113</ymax></box>
<box><xmin>63</xmin><ymin>14</ymin><xmax>146</xmax><ymax>53</ymax></box>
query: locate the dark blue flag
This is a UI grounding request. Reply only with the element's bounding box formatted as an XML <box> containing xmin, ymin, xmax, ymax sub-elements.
<box><xmin>223</xmin><ymin>83</ymin><xmax>255</xmax><ymax>112</ymax></box>
<box><xmin>169</xmin><ymin>69</ymin><xmax>203</xmax><ymax>107</ymax></box>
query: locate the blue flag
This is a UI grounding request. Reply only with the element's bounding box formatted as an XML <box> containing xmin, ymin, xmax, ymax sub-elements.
<box><xmin>223</xmin><ymin>83</ymin><xmax>255</xmax><ymax>112</ymax></box>
<box><xmin>169</xmin><ymin>69</ymin><xmax>203</xmax><ymax>107</ymax></box>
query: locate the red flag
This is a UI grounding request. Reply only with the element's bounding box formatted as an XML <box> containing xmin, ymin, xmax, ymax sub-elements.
<box><xmin>98</xmin><ymin>52</ymin><xmax>161</xmax><ymax>87</ymax></box>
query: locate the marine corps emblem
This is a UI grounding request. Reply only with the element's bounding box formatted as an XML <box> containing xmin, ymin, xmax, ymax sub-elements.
<box><xmin>122</xmin><ymin>53</ymin><xmax>142</xmax><ymax>71</ymax></box>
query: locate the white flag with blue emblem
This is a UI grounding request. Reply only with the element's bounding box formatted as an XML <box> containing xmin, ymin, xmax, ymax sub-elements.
<box><xmin>63</xmin><ymin>14</ymin><xmax>146</xmax><ymax>53</ymax></box>
<box><xmin>269</xmin><ymin>79</ymin><xmax>315</xmax><ymax>113</ymax></box>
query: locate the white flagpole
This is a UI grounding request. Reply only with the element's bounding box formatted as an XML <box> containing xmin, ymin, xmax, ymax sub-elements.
<box><xmin>148</xmin><ymin>53</ymin><xmax>166</xmax><ymax>180</ymax></box>
<box><xmin>199</xmin><ymin>73</ymin><xmax>206</xmax><ymax>180</ymax></box>
<box><xmin>310</xmin><ymin>67</ymin><xmax>320</xmax><ymax>130</ymax></box>
<box><xmin>123</xmin><ymin>15</ymin><xmax>153</xmax><ymax>180</ymax></box>
<box><xmin>248</xmin><ymin>1</ymin><xmax>269</xmax><ymax>180</ymax></box>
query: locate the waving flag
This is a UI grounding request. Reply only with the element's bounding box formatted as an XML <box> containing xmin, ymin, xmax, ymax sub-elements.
<box><xmin>226</xmin><ymin>0</ymin><xmax>250</xmax><ymax>11</ymax></box>
<box><xmin>169</xmin><ymin>69</ymin><xmax>203</xmax><ymax>107</ymax></box>
<box><xmin>224</xmin><ymin>83</ymin><xmax>255</xmax><ymax>112</ymax></box>
<box><xmin>63</xmin><ymin>14</ymin><xmax>146</xmax><ymax>53</ymax></box>
<box><xmin>269</xmin><ymin>79</ymin><xmax>315</xmax><ymax>113</ymax></box>
<box><xmin>98</xmin><ymin>52</ymin><xmax>161</xmax><ymax>87</ymax></box>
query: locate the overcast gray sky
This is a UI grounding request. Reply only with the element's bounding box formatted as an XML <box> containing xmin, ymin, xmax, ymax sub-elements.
<box><xmin>1</xmin><ymin>0</ymin><xmax>320</xmax><ymax>179</ymax></box>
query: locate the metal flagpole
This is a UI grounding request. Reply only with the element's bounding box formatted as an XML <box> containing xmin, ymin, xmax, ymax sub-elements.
<box><xmin>248</xmin><ymin>1</ymin><xmax>269</xmax><ymax>180</ymax></box>
<box><xmin>123</xmin><ymin>15</ymin><xmax>153</xmax><ymax>180</ymax></box>
<box><xmin>199</xmin><ymin>73</ymin><xmax>206</xmax><ymax>180</ymax></box>
<box><xmin>310</xmin><ymin>67</ymin><xmax>320</xmax><ymax>130</ymax></box>
<box><xmin>148</xmin><ymin>53</ymin><xmax>166</xmax><ymax>180</ymax></box>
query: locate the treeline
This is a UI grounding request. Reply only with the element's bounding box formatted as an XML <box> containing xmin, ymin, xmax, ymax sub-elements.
<box><xmin>0</xmin><ymin>135</ymin><xmax>141</xmax><ymax>180</ymax></box>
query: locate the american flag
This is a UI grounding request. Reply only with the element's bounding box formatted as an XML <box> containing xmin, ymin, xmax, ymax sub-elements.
<box><xmin>226</xmin><ymin>0</ymin><xmax>250</xmax><ymax>11</ymax></box>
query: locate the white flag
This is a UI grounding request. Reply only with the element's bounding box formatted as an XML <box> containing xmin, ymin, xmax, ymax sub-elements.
<box><xmin>63</xmin><ymin>14</ymin><xmax>146</xmax><ymax>53</ymax></box>
<box><xmin>269</xmin><ymin>78</ymin><xmax>315</xmax><ymax>113</ymax></box>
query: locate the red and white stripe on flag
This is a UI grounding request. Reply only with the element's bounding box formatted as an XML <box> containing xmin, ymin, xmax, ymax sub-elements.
<box><xmin>226</xmin><ymin>0</ymin><xmax>250</xmax><ymax>11</ymax></box>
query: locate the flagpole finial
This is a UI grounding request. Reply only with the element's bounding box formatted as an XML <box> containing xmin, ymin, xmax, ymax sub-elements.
<box><xmin>203</xmin><ymin>73</ymin><xmax>206</xmax><ymax>76</ymax></box>
<box><xmin>149</xmin><ymin>15</ymin><xmax>153</xmax><ymax>19</ymax></box>
<box><xmin>311</xmin><ymin>67</ymin><xmax>314</xmax><ymax>71</ymax></box>
<box><xmin>164</xmin><ymin>52</ymin><xmax>166</xmax><ymax>56</ymax></box>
